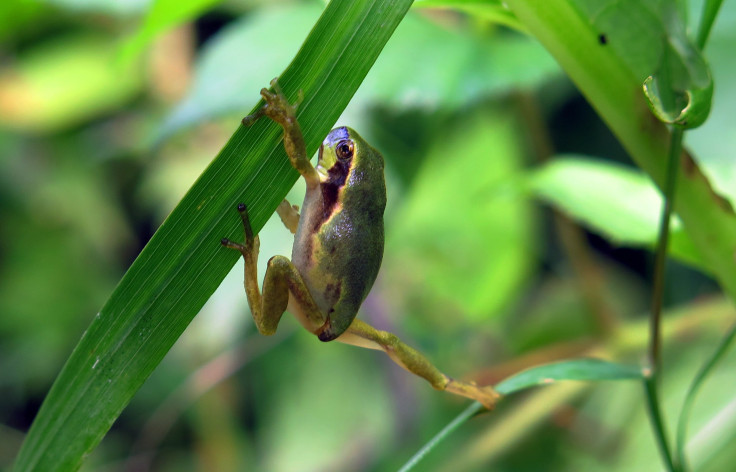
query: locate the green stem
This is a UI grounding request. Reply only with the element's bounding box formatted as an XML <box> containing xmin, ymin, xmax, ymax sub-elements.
<box><xmin>675</xmin><ymin>321</ymin><xmax>736</xmax><ymax>470</ymax></box>
<box><xmin>644</xmin><ymin>376</ymin><xmax>677</xmax><ymax>472</ymax></box>
<box><xmin>398</xmin><ymin>402</ymin><xmax>484</xmax><ymax>472</ymax></box>
<box><xmin>695</xmin><ymin>0</ymin><xmax>724</xmax><ymax>50</ymax></box>
<box><xmin>648</xmin><ymin>127</ymin><xmax>682</xmax><ymax>371</ymax></box>
<box><xmin>668</xmin><ymin>3</ymin><xmax>728</xmax><ymax>469</ymax></box>
<box><xmin>644</xmin><ymin>126</ymin><xmax>683</xmax><ymax>472</ymax></box>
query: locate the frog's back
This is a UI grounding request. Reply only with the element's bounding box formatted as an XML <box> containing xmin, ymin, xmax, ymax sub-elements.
<box><xmin>292</xmin><ymin>127</ymin><xmax>386</xmax><ymax>341</ymax></box>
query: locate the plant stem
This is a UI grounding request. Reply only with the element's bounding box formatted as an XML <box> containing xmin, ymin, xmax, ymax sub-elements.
<box><xmin>668</xmin><ymin>3</ymin><xmax>728</xmax><ymax>469</ymax></box>
<box><xmin>648</xmin><ymin>129</ymin><xmax>681</xmax><ymax>371</ymax></box>
<box><xmin>644</xmin><ymin>126</ymin><xmax>683</xmax><ymax>472</ymax></box>
<box><xmin>398</xmin><ymin>402</ymin><xmax>484</xmax><ymax>472</ymax></box>
<box><xmin>644</xmin><ymin>376</ymin><xmax>677</xmax><ymax>472</ymax></box>
<box><xmin>696</xmin><ymin>0</ymin><xmax>724</xmax><ymax>49</ymax></box>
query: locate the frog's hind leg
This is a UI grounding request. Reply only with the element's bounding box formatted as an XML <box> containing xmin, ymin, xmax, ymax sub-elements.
<box><xmin>222</xmin><ymin>203</ymin><xmax>324</xmax><ymax>335</ymax></box>
<box><xmin>338</xmin><ymin>319</ymin><xmax>500</xmax><ymax>410</ymax></box>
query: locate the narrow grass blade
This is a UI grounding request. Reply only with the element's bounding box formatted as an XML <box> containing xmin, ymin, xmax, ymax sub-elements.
<box><xmin>496</xmin><ymin>358</ymin><xmax>643</xmax><ymax>395</ymax></box>
<box><xmin>398</xmin><ymin>402</ymin><xmax>484</xmax><ymax>472</ymax></box>
<box><xmin>399</xmin><ymin>358</ymin><xmax>643</xmax><ymax>471</ymax></box>
<box><xmin>675</xmin><ymin>321</ymin><xmax>736</xmax><ymax>469</ymax></box>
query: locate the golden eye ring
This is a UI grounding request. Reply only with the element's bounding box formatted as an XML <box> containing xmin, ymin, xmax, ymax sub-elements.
<box><xmin>336</xmin><ymin>140</ymin><xmax>354</xmax><ymax>160</ymax></box>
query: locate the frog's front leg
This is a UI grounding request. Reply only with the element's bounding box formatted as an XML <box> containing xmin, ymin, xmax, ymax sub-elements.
<box><xmin>242</xmin><ymin>79</ymin><xmax>319</xmax><ymax>189</ymax></box>
<box><xmin>338</xmin><ymin>319</ymin><xmax>500</xmax><ymax>410</ymax></box>
<box><xmin>276</xmin><ymin>199</ymin><xmax>300</xmax><ymax>234</ymax></box>
<box><xmin>221</xmin><ymin>203</ymin><xmax>324</xmax><ymax>335</ymax></box>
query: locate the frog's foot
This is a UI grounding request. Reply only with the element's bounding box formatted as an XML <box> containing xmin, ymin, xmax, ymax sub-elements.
<box><xmin>242</xmin><ymin>78</ymin><xmax>303</xmax><ymax>128</ymax></box>
<box><xmin>221</xmin><ymin>203</ymin><xmax>258</xmax><ymax>258</ymax></box>
<box><xmin>444</xmin><ymin>379</ymin><xmax>501</xmax><ymax>411</ymax></box>
<box><xmin>259</xmin><ymin>79</ymin><xmax>303</xmax><ymax>129</ymax></box>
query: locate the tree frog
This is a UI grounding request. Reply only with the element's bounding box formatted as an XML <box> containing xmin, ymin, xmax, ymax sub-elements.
<box><xmin>221</xmin><ymin>80</ymin><xmax>499</xmax><ymax>409</ymax></box>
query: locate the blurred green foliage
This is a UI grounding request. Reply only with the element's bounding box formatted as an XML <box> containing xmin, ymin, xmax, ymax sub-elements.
<box><xmin>529</xmin><ymin>157</ymin><xmax>705</xmax><ymax>270</ymax></box>
<box><xmin>1</xmin><ymin>0</ymin><xmax>735</xmax><ymax>471</ymax></box>
<box><xmin>0</xmin><ymin>34</ymin><xmax>143</xmax><ymax>132</ymax></box>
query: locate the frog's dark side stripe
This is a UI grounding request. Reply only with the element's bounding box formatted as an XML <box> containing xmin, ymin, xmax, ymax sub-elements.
<box><xmin>314</xmin><ymin>128</ymin><xmax>353</xmax><ymax>232</ymax></box>
<box><xmin>318</xmin><ymin>159</ymin><xmax>350</xmax><ymax>226</ymax></box>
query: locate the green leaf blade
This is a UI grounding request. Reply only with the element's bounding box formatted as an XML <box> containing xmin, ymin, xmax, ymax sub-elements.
<box><xmin>496</xmin><ymin>358</ymin><xmax>644</xmax><ymax>396</ymax></box>
<box><xmin>13</xmin><ymin>1</ymin><xmax>414</xmax><ymax>470</ymax></box>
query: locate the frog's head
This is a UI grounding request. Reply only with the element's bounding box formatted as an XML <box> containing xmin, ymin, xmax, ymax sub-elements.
<box><xmin>316</xmin><ymin>127</ymin><xmax>384</xmax><ymax>182</ymax></box>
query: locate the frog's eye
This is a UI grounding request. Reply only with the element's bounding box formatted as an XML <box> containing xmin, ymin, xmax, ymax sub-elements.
<box><xmin>336</xmin><ymin>140</ymin><xmax>354</xmax><ymax>160</ymax></box>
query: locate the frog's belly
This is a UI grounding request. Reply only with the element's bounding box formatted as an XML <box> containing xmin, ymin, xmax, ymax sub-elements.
<box><xmin>294</xmin><ymin>219</ymin><xmax>382</xmax><ymax>314</ymax></box>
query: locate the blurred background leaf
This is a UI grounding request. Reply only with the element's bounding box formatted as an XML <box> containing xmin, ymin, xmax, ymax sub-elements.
<box><xmin>158</xmin><ymin>4</ymin><xmax>558</xmax><ymax>139</ymax></box>
<box><xmin>384</xmin><ymin>108</ymin><xmax>534</xmax><ymax>322</ymax></box>
<box><xmin>158</xmin><ymin>3</ymin><xmax>321</xmax><ymax>140</ymax></box>
<box><xmin>529</xmin><ymin>157</ymin><xmax>705</xmax><ymax>270</ymax></box>
<box><xmin>121</xmin><ymin>0</ymin><xmax>224</xmax><ymax>61</ymax></box>
<box><xmin>0</xmin><ymin>35</ymin><xmax>143</xmax><ymax>132</ymax></box>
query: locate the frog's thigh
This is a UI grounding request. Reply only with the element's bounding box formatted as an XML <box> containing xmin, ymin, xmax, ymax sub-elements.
<box><xmin>262</xmin><ymin>256</ymin><xmax>325</xmax><ymax>334</ymax></box>
<box><xmin>276</xmin><ymin>199</ymin><xmax>300</xmax><ymax>234</ymax></box>
<box><xmin>337</xmin><ymin>319</ymin><xmax>449</xmax><ymax>390</ymax></box>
